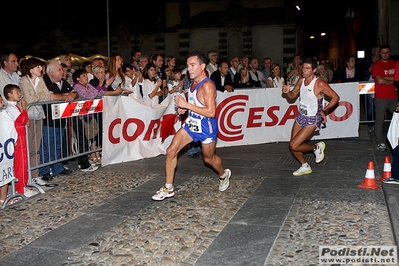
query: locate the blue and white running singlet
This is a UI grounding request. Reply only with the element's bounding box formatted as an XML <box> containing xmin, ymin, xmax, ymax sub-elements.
<box><xmin>182</xmin><ymin>77</ymin><xmax>218</xmax><ymax>144</ymax></box>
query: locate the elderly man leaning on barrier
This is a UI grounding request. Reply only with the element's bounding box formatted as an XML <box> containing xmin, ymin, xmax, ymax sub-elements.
<box><xmin>40</xmin><ymin>60</ymin><xmax>79</xmax><ymax>181</ymax></box>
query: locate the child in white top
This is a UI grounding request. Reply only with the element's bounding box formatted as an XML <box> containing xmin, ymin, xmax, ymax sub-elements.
<box><xmin>4</xmin><ymin>85</ymin><xmax>35</xmax><ymax>198</ymax></box>
<box><xmin>142</xmin><ymin>63</ymin><xmax>163</xmax><ymax>105</ymax></box>
<box><xmin>167</xmin><ymin>68</ymin><xmax>184</xmax><ymax>96</ymax></box>
<box><xmin>122</xmin><ymin>63</ymin><xmax>143</xmax><ymax>100</ymax></box>
<box><xmin>0</xmin><ymin>95</ymin><xmax>14</xmax><ymax>205</ymax></box>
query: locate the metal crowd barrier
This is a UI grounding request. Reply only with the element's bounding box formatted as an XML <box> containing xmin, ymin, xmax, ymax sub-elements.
<box><xmin>25</xmin><ymin>99</ymin><xmax>103</xmax><ymax>194</ymax></box>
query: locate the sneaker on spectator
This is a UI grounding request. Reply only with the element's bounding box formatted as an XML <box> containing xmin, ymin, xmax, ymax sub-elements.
<box><xmin>314</xmin><ymin>141</ymin><xmax>325</xmax><ymax>163</ymax></box>
<box><xmin>80</xmin><ymin>165</ymin><xmax>99</xmax><ymax>172</ymax></box>
<box><xmin>78</xmin><ymin>162</ymin><xmax>91</xmax><ymax>169</ymax></box>
<box><xmin>24</xmin><ymin>187</ymin><xmax>39</xmax><ymax>198</ymax></box>
<box><xmin>152</xmin><ymin>186</ymin><xmax>175</xmax><ymax>201</ymax></box>
<box><xmin>377</xmin><ymin>143</ymin><xmax>387</xmax><ymax>151</ymax></box>
<box><xmin>33</xmin><ymin>177</ymin><xmax>47</xmax><ymax>186</ymax></box>
<box><xmin>42</xmin><ymin>173</ymin><xmax>53</xmax><ymax>181</ymax></box>
<box><xmin>383</xmin><ymin>177</ymin><xmax>399</xmax><ymax>184</ymax></box>
<box><xmin>219</xmin><ymin>169</ymin><xmax>231</xmax><ymax>192</ymax></box>
<box><xmin>59</xmin><ymin>169</ymin><xmax>72</xmax><ymax>175</ymax></box>
<box><xmin>293</xmin><ymin>163</ymin><xmax>312</xmax><ymax>176</ymax></box>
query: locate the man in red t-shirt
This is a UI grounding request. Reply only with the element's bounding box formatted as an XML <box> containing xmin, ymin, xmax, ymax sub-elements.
<box><xmin>395</xmin><ymin>60</ymin><xmax>399</xmax><ymax>82</ymax></box>
<box><xmin>372</xmin><ymin>44</ymin><xmax>397</xmax><ymax>151</ymax></box>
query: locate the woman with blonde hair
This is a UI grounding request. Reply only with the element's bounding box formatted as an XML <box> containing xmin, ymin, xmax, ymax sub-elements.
<box><xmin>164</xmin><ymin>55</ymin><xmax>176</xmax><ymax>71</ymax></box>
<box><xmin>59</xmin><ymin>54</ymin><xmax>75</xmax><ymax>85</ymax></box>
<box><xmin>268</xmin><ymin>63</ymin><xmax>286</xmax><ymax>88</ymax></box>
<box><xmin>234</xmin><ymin>67</ymin><xmax>255</xmax><ymax>88</ymax></box>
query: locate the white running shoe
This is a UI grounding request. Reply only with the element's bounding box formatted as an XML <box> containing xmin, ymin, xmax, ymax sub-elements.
<box><xmin>33</xmin><ymin>177</ymin><xmax>47</xmax><ymax>186</ymax></box>
<box><xmin>80</xmin><ymin>165</ymin><xmax>99</xmax><ymax>172</ymax></box>
<box><xmin>314</xmin><ymin>141</ymin><xmax>325</xmax><ymax>163</ymax></box>
<box><xmin>377</xmin><ymin>143</ymin><xmax>387</xmax><ymax>151</ymax></box>
<box><xmin>293</xmin><ymin>163</ymin><xmax>312</xmax><ymax>176</ymax></box>
<box><xmin>24</xmin><ymin>187</ymin><xmax>39</xmax><ymax>198</ymax></box>
<box><xmin>152</xmin><ymin>186</ymin><xmax>175</xmax><ymax>201</ymax></box>
<box><xmin>219</xmin><ymin>169</ymin><xmax>231</xmax><ymax>192</ymax></box>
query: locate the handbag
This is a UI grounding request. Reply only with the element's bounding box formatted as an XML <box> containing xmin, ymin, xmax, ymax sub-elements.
<box><xmin>27</xmin><ymin>105</ymin><xmax>44</xmax><ymax>120</ymax></box>
<box><xmin>83</xmin><ymin>117</ymin><xmax>99</xmax><ymax>140</ymax></box>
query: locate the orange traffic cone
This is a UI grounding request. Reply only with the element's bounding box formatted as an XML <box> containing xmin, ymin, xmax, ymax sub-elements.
<box><xmin>358</xmin><ymin>161</ymin><xmax>381</xmax><ymax>190</ymax></box>
<box><xmin>378</xmin><ymin>156</ymin><xmax>392</xmax><ymax>182</ymax></box>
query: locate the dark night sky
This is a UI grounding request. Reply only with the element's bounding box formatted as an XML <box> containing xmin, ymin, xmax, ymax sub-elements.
<box><xmin>3</xmin><ymin>1</ymin><xmax>156</xmax><ymax>43</ymax></box>
<box><xmin>5</xmin><ymin>0</ymin><xmax>342</xmax><ymax>41</ymax></box>
<box><xmin>2</xmin><ymin>0</ymin><xmax>362</xmax><ymax>57</ymax></box>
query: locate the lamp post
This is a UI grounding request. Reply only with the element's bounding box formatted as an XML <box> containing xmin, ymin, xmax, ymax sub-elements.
<box><xmin>106</xmin><ymin>0</ymin><xmax>111</xmax><ymax>59</ymax></box>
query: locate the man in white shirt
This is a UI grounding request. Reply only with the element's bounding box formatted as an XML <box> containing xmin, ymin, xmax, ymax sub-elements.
<box><xmin>206</xmin><ymin>50</ymin><xmax>218</xmax><ymax>76</ymax></box>
<box><xmin>0</xmin><ymin>52</ymin><xmax>20</xmax><ymax>104</ymax></box>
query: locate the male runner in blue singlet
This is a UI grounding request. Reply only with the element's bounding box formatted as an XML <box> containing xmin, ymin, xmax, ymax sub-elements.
<box><xmin>152</xmin><ymin>51</ymin><xmax>231</xmax><ymax>201</ymax></box>
<box><xmin>282</xmin><ymin>57</ymin><xmax>340</xmax><ymax>176</ymax></box>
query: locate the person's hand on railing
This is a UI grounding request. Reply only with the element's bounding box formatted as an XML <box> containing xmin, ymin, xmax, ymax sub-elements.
<box><xmin>65</xmin><ymin>92</ymin><xmax>78</xmax><ymax>103</ymax></box>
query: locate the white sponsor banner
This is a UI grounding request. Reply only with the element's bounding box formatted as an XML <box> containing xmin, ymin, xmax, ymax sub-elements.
<box><xmin>102</xmin><ymin>95</ymin><xmax>179</xmax><ymax>166</ymax></box>
<box><xmin>216</xmin><ymin>82</ymin><xmax>359</xmax><ymax>147</ymax></box>
<box><xmin>0</xmin><ymin>110</ymin><xmax>17</xmax><ymax>186</ymax></box>
<box><xmin>102</xmin><ymin>83</ymin><xmax>359</xmax><ymax>166</ymax></box>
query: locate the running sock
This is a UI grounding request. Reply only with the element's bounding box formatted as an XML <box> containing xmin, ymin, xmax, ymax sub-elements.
<box><xmin>165</xmin><ymin>183</ymin><xmax>173</xmax><ymax>190</ymax></box>
<box><xmin>220</xmin><ymin>171</ymin><xmax>226</xmax><ymax>179</ymax></box>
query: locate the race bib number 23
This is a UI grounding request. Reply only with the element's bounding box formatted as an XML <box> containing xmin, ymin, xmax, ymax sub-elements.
<box><xmin>187</xmin><ymin>116</ymin><xmax>202</xmax><ymax>133</ymax></box>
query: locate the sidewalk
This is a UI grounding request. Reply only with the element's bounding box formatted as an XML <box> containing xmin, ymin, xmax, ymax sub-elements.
<box><xmin>0</xmin><ymin>124</ymin><xmax>397</xmax><ymax>265</ymax></box>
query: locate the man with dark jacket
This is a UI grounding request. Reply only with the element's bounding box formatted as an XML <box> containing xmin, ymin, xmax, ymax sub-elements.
<box><xmin>41</xmin><ymin>60</ymin><xmax>93</xmax><ymax>181</ymax></box>
<box><xmin>210</xmin><ymin>61</ymin><xmax>234</xmax><ymax>93</ymax></box>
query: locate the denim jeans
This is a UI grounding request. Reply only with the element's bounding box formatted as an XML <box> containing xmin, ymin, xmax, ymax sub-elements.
<box><xmin>39</xmin><ymin>125</ymin><xmax>66</xmax><ymax>176</ymax></box>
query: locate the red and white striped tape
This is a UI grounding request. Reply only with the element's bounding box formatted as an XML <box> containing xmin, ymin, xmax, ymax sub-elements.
<box><xmin>358</xmin><ymin>83</ymin><xmax>375</xmax><ymax>94</ymax></box>
<box><xmin>51</xmin><ymin>99</ymin><xmax>103</xmax><ymax>119</ymax></box>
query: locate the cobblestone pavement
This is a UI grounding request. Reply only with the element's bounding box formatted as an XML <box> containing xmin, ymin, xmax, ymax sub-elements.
<box><xmin>0</xmin><ymin>125</ymin><xmax>397</xmax><ymax>266</ymax></box>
